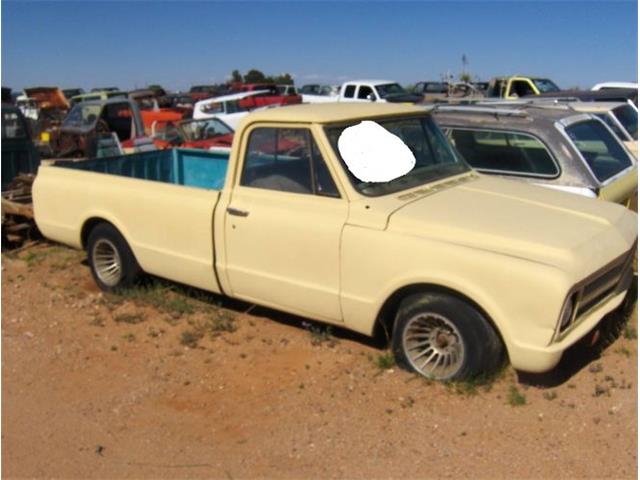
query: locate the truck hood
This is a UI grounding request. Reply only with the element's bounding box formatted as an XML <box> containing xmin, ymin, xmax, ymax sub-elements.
<box><xmin>383</xmin><ymin>93</ymin><xmax>423</xmax><ymax>104</ymax></box>
<box><xmin>387</xmin><ymin>175</ymin><xmax>637</xmax><ymax>274</ymax></box>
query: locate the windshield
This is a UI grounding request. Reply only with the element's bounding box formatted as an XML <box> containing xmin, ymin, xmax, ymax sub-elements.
<box><xmin>613</xmin><ymin>104</ymin><xmax>638</xmax><ymax>140</ymax></box>
<box><xmin>532</xmin><ymin>78</ymin><xmax>560</xmax><ymax>93</ymax></box>
<box><xmin>565</xmin><ymin>119</ymin><xmax>632</xmax><ymax>183</ymax></box>
<box><xmin>375</xmin><ymin>83</ymin><xmax>407</xmax><ymax>98</ymax></box>
<box><xmin>62</xmin><ymin>104</ymin><xmax>102</xmax><ymax>129</ymax></box>
<box><xmin>180</xmin><ymin>118</ymin><xmax>233</xmax><ymax>141</ymax></box>
<box><xmin>326</xmin><ymin>115</ymin><xmax>469</xmax><ymax>196</ymax></box>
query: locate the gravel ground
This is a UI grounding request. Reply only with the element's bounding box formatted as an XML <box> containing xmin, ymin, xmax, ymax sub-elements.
<box><xmin>2</xmin><ymin>243</ymin><xmax>637</xmax><ymax>479</ymax></box>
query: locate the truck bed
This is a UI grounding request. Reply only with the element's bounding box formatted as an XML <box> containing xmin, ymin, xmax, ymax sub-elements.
<box><xmin>34</xmin><ymin>147</ymin><xmax>228</xmax><ymax>293</ymax></box>
<box><xmin>55</xmin><ymin>148</ymin><xmax>229</xmax><ymax>191</ymax></box>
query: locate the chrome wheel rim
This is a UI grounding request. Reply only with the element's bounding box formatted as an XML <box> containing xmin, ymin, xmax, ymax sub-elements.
<box><xmin>402</xmin><ymin>312</ymin><xmax>465</xmax><ymax>380</ymax></box>
<box><xmin>92</xmin><ymin>239</ymin><xmax>122</xmax><ymax>287</ymax></box>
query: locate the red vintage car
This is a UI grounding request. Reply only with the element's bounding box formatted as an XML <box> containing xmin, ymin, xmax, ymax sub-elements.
<box><xmin>151</xmin><ymin>118</ymin><xmax>234</xmax><ymax>151</ymax></box>
<box><xmin>234</xmin><ymin>83</ymin><xmax>302</xmax><ymax>109</ymax></box>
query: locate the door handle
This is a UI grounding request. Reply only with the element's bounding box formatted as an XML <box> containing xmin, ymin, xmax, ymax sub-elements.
<box><xmin>227</xmin><ymin>207</ymin><xmax>250</xmax><ymax>217</ymax></box>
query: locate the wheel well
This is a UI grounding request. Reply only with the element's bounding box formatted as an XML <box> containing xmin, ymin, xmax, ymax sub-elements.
<box><xmin>80</xmin><ymin>217</ymin><xmax>114</xmax><ymax>249</ymax></box>
<box><xmin>373</xmin><ymin>283</ymin><xmax>505</xmax><ymax>349</ymax></box>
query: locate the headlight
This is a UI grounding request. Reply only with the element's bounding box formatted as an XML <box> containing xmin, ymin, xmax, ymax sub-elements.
<box><xmin>558</xmin><ymin>294</ymin><xmax>576</xmax><ymax>333</ymax></box>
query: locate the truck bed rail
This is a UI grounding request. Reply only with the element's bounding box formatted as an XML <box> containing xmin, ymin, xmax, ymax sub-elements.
<box><xmin>55</xmin><ymin>148</ymin><xmax>229</xmax><ymax>191</ymax></box>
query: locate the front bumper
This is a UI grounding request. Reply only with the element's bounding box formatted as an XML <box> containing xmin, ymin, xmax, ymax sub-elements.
<box><xmin>508</xmin><ymin>265</ymin><xmax>636</xmax><ymax>374</ymax></box>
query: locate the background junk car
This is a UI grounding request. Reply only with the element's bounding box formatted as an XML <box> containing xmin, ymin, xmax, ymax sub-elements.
<box><xmin>33</xmin><ymin>103</ymin><xmax>637</xmax><ymax>382</ymax></box>
<box><xmin>433</xmin><ymin>104</ymin><xmax>637</xmax><ymax>207</ymax></box>
<box><xmin>52</xmin><ymin>98</ymin><xmax>153</xmax><ymax>158</ymax></box>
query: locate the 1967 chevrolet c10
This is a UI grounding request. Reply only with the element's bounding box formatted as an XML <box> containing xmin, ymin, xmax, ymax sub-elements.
<box><xmin>33</xmin><ymin>103</ymin><xmax>637</xmax><ymax>381</ymax></box>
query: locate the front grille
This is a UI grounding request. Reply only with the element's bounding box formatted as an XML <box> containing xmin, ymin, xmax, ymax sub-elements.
<box><xmin>577</xmin><ymin>245</ymin><xmax>636</xmax><ymax>316</ymax></box>
<box><xmin>558</xmin><ymin>243</ymin><xmax>636</xmax><ymax>335</ymax></box>
<box><xmin>576</xmin><ymin>262</ymin><xmax>627</xmax><ymax>317</ymax></box>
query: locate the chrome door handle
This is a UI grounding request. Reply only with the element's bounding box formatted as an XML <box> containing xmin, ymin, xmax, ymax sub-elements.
<box><xmin>227</xmin><ymin>207</ymin><xmax>250</xmax><ymax>217</ymax></box>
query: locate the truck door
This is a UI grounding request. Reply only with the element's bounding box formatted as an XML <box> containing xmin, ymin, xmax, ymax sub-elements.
<box><xmin>223</xmin><ymin>126</ymin><xmax>347</xmax><ymax>323</ymax></box>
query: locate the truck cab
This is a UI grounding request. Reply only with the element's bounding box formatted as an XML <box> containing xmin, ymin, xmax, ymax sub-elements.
<box><xmin>486</xmin><ymin>76</ymin><xmax>560</xmax><ymax>99</ymax></box>
<box><xmin>339</xmin><ymin>80</ymin><xmax>422</xmax><ymax>104</ymax></box>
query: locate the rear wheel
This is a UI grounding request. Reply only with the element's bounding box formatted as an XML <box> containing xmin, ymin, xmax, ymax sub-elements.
<box><xmin>87</xmin><ymin>223</ymin><xmax>141</xmax><ymax>292</ymax></box>
<box><xmin>392</xmin><ymin>292</ymin><xmax>504</xmax><ymax>381</ymax></box>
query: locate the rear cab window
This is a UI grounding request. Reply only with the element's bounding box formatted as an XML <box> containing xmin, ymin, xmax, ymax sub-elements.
<box><xmin>447</xmin><ymin>128</ymin><xmax>559</xmax><ymax>177</ymax></box>
<box><xmin>564</xmin><ymin>119</ymin><xmax>633</xmax><ymax>183</ymax></box>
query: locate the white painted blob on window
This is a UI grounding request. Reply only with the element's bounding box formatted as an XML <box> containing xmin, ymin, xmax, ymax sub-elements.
<box><xmin>337</xmin><ymin>121</ymin><xmax>416</xmax><ymax>183</ymax></box>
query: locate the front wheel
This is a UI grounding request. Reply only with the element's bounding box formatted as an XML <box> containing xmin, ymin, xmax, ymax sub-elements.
<box><xmin>87</xmin><ymin>223</ymin><xmax>141</xmax><ymax>292</ymax></box>
<box><xmin>392</xmin><ymin>292</ymin><xmax>504</xmax><ymax>381</ymax></box>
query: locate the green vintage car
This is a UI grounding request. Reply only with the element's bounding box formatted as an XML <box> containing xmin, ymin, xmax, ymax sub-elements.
<box><xmin>1</xmin><ymin>104</ymin><xmax>40</xmax><ymax>191</ymax></box>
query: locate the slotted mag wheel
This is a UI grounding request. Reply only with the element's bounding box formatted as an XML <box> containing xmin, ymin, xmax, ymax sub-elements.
<box><xmin>92</xmin><ymin>238</ymin><xmax>123</xmax><ymax>287</ymax></box>
<box><xmin>402</xmin><ymin>312</ymin><xmax>465</xmax><ymax>380</ymax></box>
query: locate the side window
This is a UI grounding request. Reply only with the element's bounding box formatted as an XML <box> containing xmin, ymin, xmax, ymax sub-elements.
<box><xmin>510</xmin><ymin>81</ymin><xmax>535</xmax><ymax>97</ymax></box>
<box><xmin>358</xmin><ymin>85</ymin><xmax>374</xmax><ymax>100</ymax></box>
<box><xmin>241</xmin><ymin>128</ymin><xmax>340</xmax><ymax>196</ymax></box>
<box><xmin>343</xmin><ymin>85</ymin><xmax>356</xmax><ymax>98</ymax></box>
<box><xmin>449</xmin><ymin>129</ymin><xmax>558</xmax><ymax>177</ymax></box>
<box><xmin>202</xmin><ymin>102</ymin><xmax>223</xmax><ymax>114</ymax></box>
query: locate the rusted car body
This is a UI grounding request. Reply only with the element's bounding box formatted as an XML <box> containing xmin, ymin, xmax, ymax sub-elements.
<box><xmin>129</xmin><ymin>89</ymin><xmax>187</xmax><ymax>135</ymax></box>
<box><xmin>51</xmin><ymin>98</ymin><xmax>151</xmax><ymax>158</ymax></box>
<box><xmin>20</xmin><ymin>87</ymin><xmax>71</xmax><ymax>156</ymax></box>
<box><xmin>189</xmin><ymin>85</ymin><xmax>227</xmax><ymax>102</ymax></box>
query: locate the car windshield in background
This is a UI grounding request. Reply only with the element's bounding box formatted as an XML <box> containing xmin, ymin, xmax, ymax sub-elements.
<box><xmin>425</xmin><ymin>83</ymin><xmax>448</xmax><ymax>93</ymax></box>
<box><xmin>181</xmin><ymin>118</ymin><xmax>233</xmax><ymax>141</ymax></box>
<box><xmin>375</xmin><ymin>83</ymin><xmax>407</xmax><ymax>98</ymax></box>
<box><xmin>62</xmin><ymin>104</ymin><xmax>102</xmax><ymax>129</ymax></box>
<box><xmin>613</xmin><ymin>105</ymin><xmax>638</xmax><ymax>140</ymax></box>
<box><xmin>595</xmin><ymin>113</ymin><xmax>628</xmax><ymax>141</ymax></box>
<box><xmin>326</xmin><ymin>116</ymin><xmax>469</xmax><ymax>197</ymax></box>
<box><xmin>565</xmin><ymin>119</ymin><xmax>632</xmax><ymax>183</ymax></box>
<box><xmin>532</xmin><ymin>78</ymin><xmax>560</xmax><ymax>93</ymax></box>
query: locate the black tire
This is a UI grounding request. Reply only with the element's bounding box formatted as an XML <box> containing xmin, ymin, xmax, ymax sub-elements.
<box><xmin>392</xmin><ymin>292</ymin><xmax>504</xmax><ymax>381</ymax></box>
<box><xmin>87</xmin><ymin>223</ymin><xmax>141</xmax><ymax>292</ymax></box>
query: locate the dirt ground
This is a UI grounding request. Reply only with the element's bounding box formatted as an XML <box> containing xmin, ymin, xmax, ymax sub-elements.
<box><xmin>2</xmin><ymin>242</ymin><xmax>637</xmax><ymax>479</ymax></box>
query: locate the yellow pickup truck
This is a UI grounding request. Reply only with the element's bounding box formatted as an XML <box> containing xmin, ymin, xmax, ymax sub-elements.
<box><xmin>486</xmin><ymin>76</ymin><xmax>561</xmax><ymax>99</ymax></box>
<box><xmin>33</xmin><ymin>103</ymin><xmax>637</xmax><ymax>381</ymax></box>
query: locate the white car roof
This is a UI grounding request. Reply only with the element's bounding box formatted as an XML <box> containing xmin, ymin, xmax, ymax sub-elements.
<box><xmin>592</xmin><ymin>82</ymin><xmax>639</xmax><ymax>91</ymax></box>
<box><xmin>343</xmin><ymin>80</ymin><xmax>397</xmax><ymax>86</ymax></box>
<box><xmin>195</xmin><ymin>90</ymin><xmax>270</xmax><ymax>106</ymax></box>
<box><xmin>566</xmin><ymin>101</ymin><xmax>630</xmax><ymax>112</ymax></box>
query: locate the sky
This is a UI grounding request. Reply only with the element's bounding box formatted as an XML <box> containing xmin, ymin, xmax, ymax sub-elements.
<box><xmin>1</xmin><ymin>0</ymin><xmax>637</xmax><ymax>92</ymax></box>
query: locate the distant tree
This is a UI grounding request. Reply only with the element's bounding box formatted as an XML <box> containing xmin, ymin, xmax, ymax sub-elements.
<box><xmin>459</xmin><ymin>72</ymin><xmax>472</xmax><ymax>83</ymax></box>
<box><xmin>231</xmin><ymin>69</ymin><xmax>243</xmax><ymax>83</ymax></box>
<box><xmin>244</xmin><ymin>69</ymin><xmax>267</xmax><ymax>83</ymax></box>
<box><xmin>271</xmin><ymin>73</ymin><xmax>294</xmax><ymax>85</ymax></box>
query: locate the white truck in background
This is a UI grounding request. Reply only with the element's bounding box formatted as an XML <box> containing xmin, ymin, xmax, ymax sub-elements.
<box><xmin>302</xmin><ymin>80</ymin><xmax>422</xmax><ymax>104</ymax></box>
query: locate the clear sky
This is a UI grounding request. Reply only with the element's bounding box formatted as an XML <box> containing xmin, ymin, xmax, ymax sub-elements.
<box><xmin>1</xmin><ymin>0</ymin><xmax>637</xmax><ymax>92</ymax></box>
